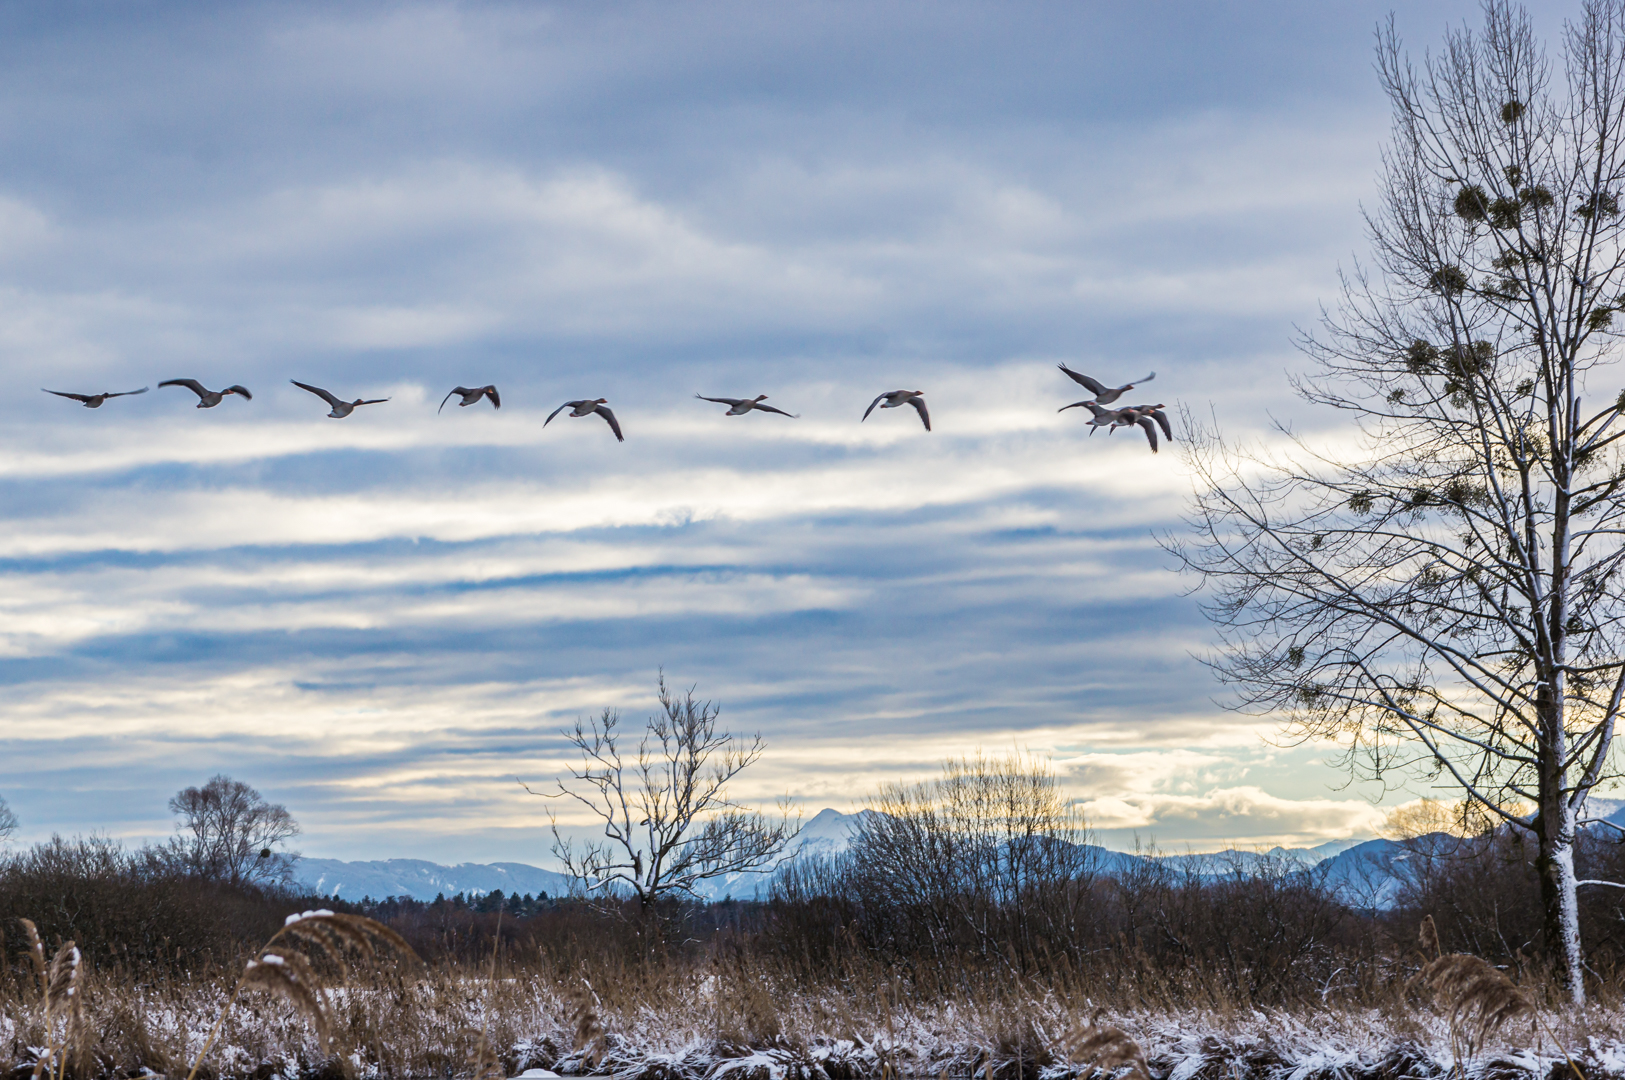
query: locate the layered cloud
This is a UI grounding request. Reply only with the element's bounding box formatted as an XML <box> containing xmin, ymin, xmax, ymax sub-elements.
<box><xmin>0</xmin><ymin>0</ymin><xmax>1492</xmax><ymax>862</ymax></box>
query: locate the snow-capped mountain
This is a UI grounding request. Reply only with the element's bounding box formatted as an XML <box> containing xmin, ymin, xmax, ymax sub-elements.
<box><xmin>295</xmin><ymin>857</ymin><xmax>573</xmax><ymax>902</ymax></box>
<box><xmin>299</xmin><ymin>805</ymin><xmax>1616</xmax><ymax>908</ymax></box>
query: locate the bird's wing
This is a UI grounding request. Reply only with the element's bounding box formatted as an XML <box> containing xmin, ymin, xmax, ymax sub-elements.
<box><xmin>158</xmin><ymin>378</ymin><xmax>208</xmax><ymax>398</ymax></box>
<box><xmin>1136</xmin><ymin>416</ymin><xmax>1159</xmax><ymax>453</ymax></box>
<box><xmin>1129</xmin><ymin>372</ymin><xmax>1156</xmax><ymax>387</ymax></box>
<box><xmin>1058</xmin><ymin>401</ymin><xmax>1091</xmax><ymax>412</ymax></box>
<box><xmin>438</xmin><ymin>389</ymin><xmax>462</xmax><ymax>413</ymax></box>
<box><xmin>862</xmin><ymin>393</ymin><xmax>888</xmax><ymax>421</ymax></box>
<box><xmin>695</xmin><ymin>395</ymin><xmax>740</xmax><ymax>406</ymax></box>
<box><xmin>225</xmin><ymin>385</ymin><xmax>252</xmax><ymax>399</ymax></box>
<box><xmin>755</xmin><ymin>403</ymin><xmax>797</xmax><ymax>417</ymax></box>
<box><xmin>356</xmin><ymin>398</ymin><xmax>390</xmax><ymax>406</ymax></box>
<box><xmin>43</xmin><ymin>389</ymin><xmax>91</xmax><ymax>402</ymax></box>
<box><xmin>595</xmin><ymin>404</ymin><xmax>624</xmax><ymax>441</ymax></box>
<box><xmin>544</xmin><ymin>402</ymin><xmax>571</xmax><ymax>426</ymax></box>
<box><xmin>291</xmin><ymin>381</ymin><xmax>342</xmax><ymax>407</ymax></box>
<box><xmin>909</xmin><ymin>396</ymin><xmax>930</xmax><ymax>431</ymax></box>
<box><xmin>108</xmin><ymin>387</ymin><xmax>149</xmax><ymax>398</ymax></box>
<box><xmin>485</xmin><ymin>386</ymin><xmax>500</xmax><ymax>408</ymax></box>
<box><xmin>1085</xmin><ymin>403</ymin><xmax>1113</xmax><ymax>419</ymax></box>
<box><xmin>1150</xmin><ymin>409</ymin><xmax>1172</xmax><ymax>440</ymax></box>
<box><xmin>1058</xmin><ymin>365</ymin><xmax>1108</xmax><ymax>395</ymax></box>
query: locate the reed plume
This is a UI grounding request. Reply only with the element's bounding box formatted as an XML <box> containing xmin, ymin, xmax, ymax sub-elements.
<box><xmin>22</xmin><ymin>919</ymin><xmax>85</xmax><ymax>1080</ymax></box>
<box><xmin>184</xmin><ymin>909</ymin><xmax>420</xmax><ymax>1080</ymax></box>
<box><xmin>1418</xmin><ymin>914</ymin><xmax>1440</xmax><ymax>959</ymax></box>
<box><xmin>1410</xmin><ymin>951</ymin><xmax>1530</xmax><ymax>1064</ymax></box>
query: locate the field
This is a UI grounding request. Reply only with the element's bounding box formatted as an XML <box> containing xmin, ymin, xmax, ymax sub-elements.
<box><xmin>4</xmin><ymin>912</ymin><xmax>1624</xmax><ymax>1080</ymax></box>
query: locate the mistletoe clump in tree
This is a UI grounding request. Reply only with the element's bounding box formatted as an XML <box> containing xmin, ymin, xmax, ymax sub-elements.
<box><xmin>1178</xmin><ymin>1</ymin><xmax>1625</xmax><ymax>1002</ymax></box>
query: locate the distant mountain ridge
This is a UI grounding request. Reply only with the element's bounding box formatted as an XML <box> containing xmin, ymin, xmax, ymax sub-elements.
<box><xmin>296</xmin><ymin>857</ymin><xmax>573</xmax><ymax>902</ymax></box>
<box><xmin>293</xmin><ymin>802</ymin><xmax>1625</xmax><ymax>906</ymax></box>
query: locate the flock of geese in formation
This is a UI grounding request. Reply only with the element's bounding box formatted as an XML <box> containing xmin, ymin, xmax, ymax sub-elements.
<box><xmin>43</xmin><ymin>365</ymin><xmax>1172</xmax><ymax>452</ymax></box>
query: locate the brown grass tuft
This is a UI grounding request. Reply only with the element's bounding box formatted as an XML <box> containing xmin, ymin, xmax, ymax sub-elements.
<box><xmin>465</xmin><ymin>1029</ymin><xmax>507</xmax><ymax>1080</ymax></box>
<box><xmin>570</xmin><ymin>981</ymin><xmax>608</xmax><ymax>1070</ymax></box>
<box><xmin>1061</xmin><ymin>1011</ymin><xmax>1149</xmax><ymax>1080</ymax></box>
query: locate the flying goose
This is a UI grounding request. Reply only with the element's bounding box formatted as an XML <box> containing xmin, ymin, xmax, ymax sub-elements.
<box><xmin>695</xmin><ymin>394</ymin><xmax>797</xmax><ymax>417</ymax></box>
<box><xmin>1060</xmin><ymin>400</ymin><xmax>1118</xmax><ymax>426</ymax></box>
<box><xmin>43</xmin><ymin>387</ymin><xmax>148</xmax><ymax>408</ymax></box>
<box><xmin>862</xmin><ymin>390</ymin><xmax>930</xmax><ymax>431</ymax></box>
<box><xmin>545</xmin><ymin>398</ymin><xmax>623</xmax><ymax>441</ymax></box>
<box><xmin>1119</xmin><ymin>407</ymin><xmax>1162</xmax><ymax>453</ymax></box>
<box><xmin>1126</xmin><ymin>403</ymin><xmax>1173</xmax><ymax>443</ymax></box>
<box><xmin>158</xmin><ymin>379</ymin><xmax>252</xmax><ymax>408</ymax></box>
<box><xmin>1057</xmin><ymin>364</ymin><xmax>1154</xmax><ymax>406</ymax></box>
<box><xmin>291</xmin><ymin>380</ymin><xmax>389</xmax><ymax>418</ymax></box>
<box><xmin>1066</xmin><ymin>402</ymin><xmax>1162</xmax><ymax>453</ymax></box>
<box><xmin>439</xmin><ymin>385</ymin><xmax>501</xmax><ymax>413</ymax></box>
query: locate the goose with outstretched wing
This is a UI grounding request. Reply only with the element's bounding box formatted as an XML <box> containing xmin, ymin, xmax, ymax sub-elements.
<box><xmin>862</xmin><ymin>390</ymin><xmax>930</xmax><ymax>431</ymax></box>
<box><xmin>1057</xmin><ymin>364</ymin><xmax>1154</xmax><ymax>406</ymax></box>
<box><xmin>695</xmin><ymin>394</ymin><xmax>797</xmax><ymax>417</ymax></box>
<box><xmin>158</xmin><ymin>379</ymin><xmax>252</xmax><ymax>408</ymax></box>
<box><xmin>439</xmin><ymin>385</ymin><xmax>500</xmax><ymax>413</ymax></box>
<box><xmin>545</xmin><ymin>398</ymin><xmax>623</xmax><ymax>441</ymax></box>
<box><xmin>43</xmin><ymin>387</ymin><xmax>148</xmax><ymax>408</ymax></box>
<box><xmin>291</xmin><ymin>380</ymin><xmax>389</xmax><ymax>418</ymax></box>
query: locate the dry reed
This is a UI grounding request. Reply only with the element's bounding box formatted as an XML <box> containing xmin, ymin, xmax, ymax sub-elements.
<box><xmin>21</xmin><ymin>918</ymin><xmax>85</xmax><ymax>1080</ymax></box>
<box><xmin>183</xmin><ymin>908</ymin><xmax>419</xmax><ymax>1080</ymax></box>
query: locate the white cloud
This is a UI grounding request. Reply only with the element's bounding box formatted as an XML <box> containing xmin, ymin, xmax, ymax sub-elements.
<box><xmin>0</xmin><ymin>0</ymin><xmax>1431</xmax><ymax>860</ymax></box>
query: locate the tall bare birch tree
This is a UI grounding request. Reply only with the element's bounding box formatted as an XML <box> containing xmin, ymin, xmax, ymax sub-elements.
<box><xmin>1177</xmin><ymin>1</ymin><xmax>1625</xmax><ymax>1002</ymax></box>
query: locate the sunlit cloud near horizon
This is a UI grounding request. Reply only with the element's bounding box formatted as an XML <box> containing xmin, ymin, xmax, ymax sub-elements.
<box><xmin>0</xmin><ymin>0</ymin><xmax>1528</xmax><ymax>864</ymax></box>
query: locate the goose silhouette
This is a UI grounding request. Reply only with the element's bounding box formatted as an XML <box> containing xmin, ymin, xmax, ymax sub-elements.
<box><xmin>862</xmin><ymin>390</ymin><xmax>930</xmax><ymax>431</ymax></box>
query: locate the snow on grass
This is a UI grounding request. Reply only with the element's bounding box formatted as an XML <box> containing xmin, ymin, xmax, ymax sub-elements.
<box><xmin>3</xmin><ymin>968</ymin><xmax>1621</xmax><ymax>1080</ymax></box>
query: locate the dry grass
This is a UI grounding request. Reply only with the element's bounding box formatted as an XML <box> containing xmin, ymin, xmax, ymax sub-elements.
<box><xmin>1061</xmin><ymin>1011</ymin><xmax>1150</xmax><ymax>1080</ymax></box>
<box><xmin>4</xmin><ymin>912</ymin><xmax>1625</xmax><ymax>1080</ymax></box>
<box><xmin>183</xmin><ymin>908</ymin><xmax>420</xmax><ymax>1080</ymax></box>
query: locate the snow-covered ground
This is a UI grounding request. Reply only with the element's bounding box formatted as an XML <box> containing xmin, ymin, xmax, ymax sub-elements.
<box><xmin>7</xmin><ymin>962</ymin><xmax>1622</xmax><ymax>1080</ymax></box>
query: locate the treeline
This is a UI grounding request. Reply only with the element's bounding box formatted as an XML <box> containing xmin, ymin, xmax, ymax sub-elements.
<box><xmin>756</xmin><ymin>756</ymin><xmax>1625</xmax><ymax>1003</ymax></box>
<box><xmin>6</xmin><ymin>758</ymin><xmax>1625</xmax><ymax>1007</ymax></box>
<box><xmin>0</xmin><ymin>834</ymin><xmax>300</xmax><ymax>972</ymax></box>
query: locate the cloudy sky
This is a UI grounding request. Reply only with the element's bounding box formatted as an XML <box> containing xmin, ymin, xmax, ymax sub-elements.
<box><xmin>0</xmin><ymin>0</ymin><xmax>1571</xmax><ymax>863</ymax></box>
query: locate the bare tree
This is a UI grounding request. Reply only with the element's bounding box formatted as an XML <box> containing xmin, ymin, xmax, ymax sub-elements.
<box><xmin>529</xmin><ymin>676</ymin><xmax>798</xmax><ymax>907</ymax></box>
<box><xmin>167</xmin><ymin>775</ymin><xmax>301</xmax><ymax>888</ymax></box>
<box><xmin>1175</xmin><ymin>0</ymin><xmax>1625</xmax><ymax>1001</ymax></box>
<box><xmin>0</xmin><ymin>796</ymin><xmax>17</xmax><ymax>846</ymax></box>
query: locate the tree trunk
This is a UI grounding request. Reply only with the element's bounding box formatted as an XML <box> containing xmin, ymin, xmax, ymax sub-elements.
<box><xmin>1538</xmin><ymin>758</ymin><xmax>1585</xmax><ymax>1004</ymax></box>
